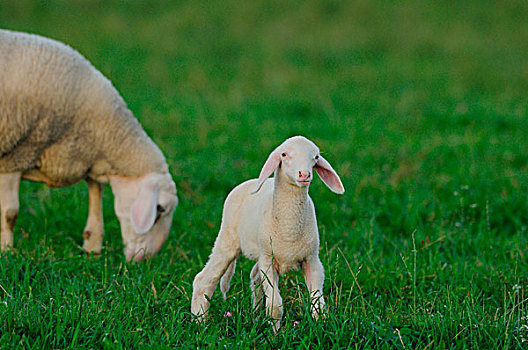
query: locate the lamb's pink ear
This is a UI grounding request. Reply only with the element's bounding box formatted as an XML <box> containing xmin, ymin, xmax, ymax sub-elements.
<box><xmin>314</xmin><ymin>156</ymin><xmax>345</xmax><ymax>194</ymax></box>
<box><xmin>252</xmin><ymin>150</ymin><xmax>281</xmax><ymax>194</ymax></box>
<box><xmin>130</xmin><ymin>180</ymin><xmax>159</xmax><ymax>234</ymax></box>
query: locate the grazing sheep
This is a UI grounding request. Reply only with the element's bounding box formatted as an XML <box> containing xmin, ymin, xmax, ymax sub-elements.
<box><xmin>191</xmin><ymin>136</ymin><xmax>344</xmax><ymax>330</ymax></box>
<box><xmin>0</xmin><ymin>29</ymin><xmax>178</xmax><ymax>261</ymax></box>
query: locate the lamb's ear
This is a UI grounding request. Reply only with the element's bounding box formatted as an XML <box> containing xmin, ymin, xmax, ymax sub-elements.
<box><xmin>130</xmin><ymin>180</ymin><xmax>159</xmax><ymax>234</ymax></box>
<box><xmin>252</xmin><ymin>150</ymin><xmax>281</xmax><ymax>194</ymax></box>
<box><xmin>314</xmin><ymin>155</ymin><xmax>345</xmax><ymax>194</ymax></box>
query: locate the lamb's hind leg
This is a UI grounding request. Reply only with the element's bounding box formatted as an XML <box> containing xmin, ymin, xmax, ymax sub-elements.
<box><xmin>220</xmin><ymin>258</ymin><xmax>237</xmax><ymax>299</ymax></box>
<box><xmin>191</xmin><ymin>230</ymin><xmax>240</xmax><ymax>320</ymax></box>
<box><xmin>0</xmin><ymin>173</ymin><xmax>21</xmax><ymax>250</ymax></box>
<box><xmin>250</xmin><ymin>262</ymin><xmax>263</xmax><ymax>309</ymax></box>
<box><xmin>82</xmin><ymin>179</ymin><xmax>104</xmax><ymax>256</ymax></box>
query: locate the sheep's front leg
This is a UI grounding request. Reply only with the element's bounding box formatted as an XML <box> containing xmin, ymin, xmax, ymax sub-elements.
<box><xmin>191</xmin><ymin>233</ymin><xmax>239</xmax><ymax>320</ymax></box>
<box><xmin>82</xmin><ymin>179</ymin><xmax>104</xmax><ymax>256</ymax></box>
<box><xmin>302</xmin><ymin>256</ymin><xmax>326</xmax><ymax>319</ymax></box>
<box><xmin>259</xmin><ymin>257</ymin><xmax>283</xmax><ymax>331</ymax></box>
<box><xmin>0</xmin><ymin>173</ymin><xmax>21</xmax><ymax>250</ymax></box>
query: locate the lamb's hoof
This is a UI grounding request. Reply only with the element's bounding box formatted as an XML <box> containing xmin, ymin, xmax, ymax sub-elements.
<box><xmin>311</xmin><ymin>307</ymin><xmax>327</xmax><ymax>320</ymax></box>
<box><xmin>271</xmin><ymin>319</ymin><xmax>281</xmax><ymax>333</ymax></box>
<box><xmin>193</xmin><ymin>312</ymin><xmax>207</xmax><ymax>324</ymax></box>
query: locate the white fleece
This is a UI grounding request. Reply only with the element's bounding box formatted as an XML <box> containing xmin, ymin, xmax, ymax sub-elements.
<box><xmin>0</xmin><ymin>29</ymin><xmax>177</xmax><ymax>260</ymax></box>
<box><xmin>191</xmin><ymin>136</ymin><xmax>344</xmax><ymax>330</ymax></box>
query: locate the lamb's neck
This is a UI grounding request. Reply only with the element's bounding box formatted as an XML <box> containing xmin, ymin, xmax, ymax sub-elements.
<box><xmin>271</xmin><ymin>173</ymin><xmax>310</xmax><ymax>240</ymax></box>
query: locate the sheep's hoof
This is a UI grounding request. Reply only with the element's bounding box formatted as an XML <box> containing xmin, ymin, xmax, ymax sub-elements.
<box><xmin>82</xmin><ymin>231</ymin><xmax>103</xmax><ymax>255</ymax></box>
<box><xmin>0</xmin><ymin>245</ymin><xmax>15</xmax><ymax>253</ymax></box>
<box><xmin>84</xmin><ymin>251</ymin><xmax>100</xmax><ymax>258</ymax></box>
<box><xmin>0</xmin><ymin>243</ymin><xmax>13</xmax><ymax>251</ymax></box>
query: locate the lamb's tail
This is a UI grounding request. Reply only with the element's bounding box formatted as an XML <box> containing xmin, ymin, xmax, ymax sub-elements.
<box><xmin>220</xmin><ymin>259</ymin><xmax>237</xmax><ymax>299</ymax></box>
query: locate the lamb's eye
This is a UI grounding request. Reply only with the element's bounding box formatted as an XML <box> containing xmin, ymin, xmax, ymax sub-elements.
<box><xmin>315</xmin><ymin>155</ymin><xmax>319</xmax><ymax>160</ymax></box>
<box><xmin>281</xmin><ymin>152</ymin><xmax>286</xmax><ymax>157</ymax></box>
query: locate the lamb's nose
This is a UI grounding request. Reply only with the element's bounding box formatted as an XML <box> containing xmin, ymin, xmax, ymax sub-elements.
<box><xmin>298</xmin><ymin>171</ymin><xmax>311</xmax><ymax>180</ymax></box>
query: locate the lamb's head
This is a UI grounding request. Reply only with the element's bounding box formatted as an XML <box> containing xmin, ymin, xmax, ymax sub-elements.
<box><xmin>253</xmin><ymin>136</ymin><xmax>345</xmax><ymax>194</ymax></box>
<box><xmin>109</xmin><ymin>173</ymin><xmax>178</xmax><ymax>261</ymax></box>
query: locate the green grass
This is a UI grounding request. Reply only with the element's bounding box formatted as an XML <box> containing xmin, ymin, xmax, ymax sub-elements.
<box><xmin>1</xmin><ymin>0</ymin><xmax>528</xmax><ymax>348</ymax></box>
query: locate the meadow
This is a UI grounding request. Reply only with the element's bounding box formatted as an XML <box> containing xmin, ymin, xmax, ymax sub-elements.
<box><xmin>0</xmin><ymin>0</ymin><xmax>527</xmax><ymax>348</ymax></box>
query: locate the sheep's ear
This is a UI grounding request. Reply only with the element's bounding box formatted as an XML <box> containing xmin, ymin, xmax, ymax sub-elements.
<box><xmin>252</xmin><ymin>150</ymin><xmax>281</xmax><ymax>194</ymax></box>
<box><xmin>314</xmin><ymin>155</ymin><xmax>345</xmax><ymax>194</ymax></box>
<box><xmin>130</xmin><ymin>181</ymin><xmax>159</xmax><ymax>234</ymax></box>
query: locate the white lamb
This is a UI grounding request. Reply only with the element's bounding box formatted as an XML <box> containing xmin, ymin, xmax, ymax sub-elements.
<box><xmin>0</xmin><ymin>29</ymin><xmax>178</xmax><ymax>261</ymax></box>
<box><xmin>191</xmin><ymin>136</ymin><xmax>345</xmax><ymax>330</ymax></box>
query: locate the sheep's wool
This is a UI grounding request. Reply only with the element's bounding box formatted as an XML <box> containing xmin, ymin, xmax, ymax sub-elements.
<box><xmin>0</xmin><ymin>29</ymin><xmax>167</xmax><ymax>186</ymax></box>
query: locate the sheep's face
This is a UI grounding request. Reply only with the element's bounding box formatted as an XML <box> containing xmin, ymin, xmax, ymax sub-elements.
<box><xmin>254</xmin><ymin>136</ymin><xmax>345</xmax><ymax>194</ymax></box>
<box><xmin>277</xmin><ymin>138</ymin><xmax>320</xmax><ymax>189</ymax></box>
<box><xmin>110</xmin><ymin>173</ymin><xmax>178</xmax><ymax>261</ymax></box>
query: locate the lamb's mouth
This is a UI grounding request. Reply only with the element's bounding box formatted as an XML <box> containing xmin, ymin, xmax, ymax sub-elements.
<box><xmin>297</xmin><ymin>180</ymin><xmax>311</xmax><ymax>186</ymax></box>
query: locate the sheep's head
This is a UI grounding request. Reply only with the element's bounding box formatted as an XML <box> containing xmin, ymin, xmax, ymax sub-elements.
<box><xmin>253</xmin><ymin>136</ymin><xmax>345</xmax><ymax>194</ymax></box>
<box><xmin>110</xmin><ymin>173</ymin><xmax>178</xmax><ymax>261</ymax></box>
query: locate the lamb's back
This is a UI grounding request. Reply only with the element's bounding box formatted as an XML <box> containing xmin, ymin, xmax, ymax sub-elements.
<box><xmin>220</xmin><ymin>178</ymin><xmax>274</xmax><ymax>260</ymax></box>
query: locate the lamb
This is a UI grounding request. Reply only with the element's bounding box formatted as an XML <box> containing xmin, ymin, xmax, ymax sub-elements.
<box><xmin>191</xmin><ymin>136</ymin><xmax>345</xmax><ymax>330</ymax></box>
<box><xmin>0</xmin><ymin>29</ymin><xmax>178</xmax><ymax>261</ymax></box>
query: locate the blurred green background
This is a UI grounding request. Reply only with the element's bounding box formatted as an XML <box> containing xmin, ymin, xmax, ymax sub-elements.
<box><xmin>0</xmin><ymin>0</ymin><xmax>527</xmax><ymax>348</ymax></box>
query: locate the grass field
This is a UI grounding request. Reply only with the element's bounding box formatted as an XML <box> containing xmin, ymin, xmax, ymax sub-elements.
<box><xmin>1</xmin><ymin>0</ymin><xmax>528</xmax><ymax>348</ymax></box>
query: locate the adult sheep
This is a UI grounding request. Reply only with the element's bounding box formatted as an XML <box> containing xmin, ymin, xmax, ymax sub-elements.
<box><xmin>0</xmin><ymin>29</ymin><xmax>178</xmax><ymax>261</ymax></box>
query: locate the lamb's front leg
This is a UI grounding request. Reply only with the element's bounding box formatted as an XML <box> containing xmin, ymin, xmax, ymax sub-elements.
<box><xmin>302</xmin><ymin>256</ymin><xmax>326</xmax><ymax>319</ymax></box>
<box><xmin>82</xmin><ymin>179</ymin><xmax>104</xmax><ymax>256</ymax></box>
<box><xmin>0</xmin><ymin>173</ymin><xmax>21</xmax><ymax>250</ymax></box>
<box><xmin>259</xmin><ymin>256</ymin><xmax>283</xmax><ymax>331</ymax></box>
